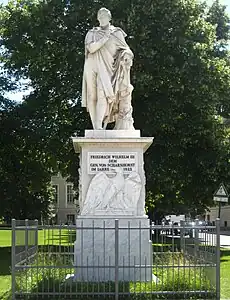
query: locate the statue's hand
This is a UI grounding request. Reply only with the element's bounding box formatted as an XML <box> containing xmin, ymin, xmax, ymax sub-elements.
<box><xmin>120</xmin><ymin>52</ymin><xmax>133</xmax><ymax>69</ymax></box>
<box><xmin>107</xmin><ymin>95</ymin><xmax>115</xmax><ymax>103</ymax></box>
<box><xmin>105</xmin><ymin>30</ymin><xmax>111</xmax><ymax>40</ymax></box>
<box><xmin>124</xmin><ymin>56</ymin><xmax>133</xmax><ymax>68</ymax></box>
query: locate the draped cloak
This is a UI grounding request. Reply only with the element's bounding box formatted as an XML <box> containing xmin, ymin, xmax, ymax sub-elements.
<box><xmin>82</xmin><ymin>25</ymin><xmax>133</xmax><ymax>124</ymax></box>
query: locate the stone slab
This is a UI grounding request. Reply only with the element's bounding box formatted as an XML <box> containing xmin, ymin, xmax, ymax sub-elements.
<box><xmin>74</xmin><ymin>217</ymin><xmax>152</xmax><ymax>282</ymax></box>
<box><xmin>72</xmin><ymin>137</ymin><xmax>153</xmax><ymax>153</ymax></box>
<box><xmin>84</xmin><ymin>129</ymin><xmax>141</xmax><ymax>138</ymax></box>
<box><xmin>78</xmin><ymin>215</ymin><xmax>149</xmax><ymax>219</ymax></box>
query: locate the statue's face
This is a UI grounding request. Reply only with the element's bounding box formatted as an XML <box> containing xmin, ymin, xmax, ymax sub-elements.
<box><xmin>98</xmin><ymin>13</ymin><xmax>110</xmax><ymax>27</ymax></box>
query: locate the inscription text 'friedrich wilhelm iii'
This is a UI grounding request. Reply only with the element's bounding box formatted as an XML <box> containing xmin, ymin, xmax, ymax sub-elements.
<box><xmin>88</xmin><ymin>152</ymin><xmax>137</xmax><ymax>174</ymax></box>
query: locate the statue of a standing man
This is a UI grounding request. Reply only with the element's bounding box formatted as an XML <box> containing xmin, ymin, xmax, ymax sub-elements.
<box><xmin>82</xmin><ymin>8</ymin><xmax>134</xmax><ymax>130</ymax></box>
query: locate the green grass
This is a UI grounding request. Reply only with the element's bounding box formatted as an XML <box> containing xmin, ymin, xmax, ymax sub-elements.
<box><xmin>0</xmin><ymin>228</ymin><xmax>76</xmax><ymax>248</ymax></box>
<box><xmin>0</xmin><ymin>230</ymin><xmax>230</xmax><ymax>299</ymax></box>
<box><xmin>12</xmin><ymin>251</ymin><xmax>214</xmax><ymax>299</ymax></box>
<box><xmin>0</xmin><ymin>228</ymin><xmax>75</xmax><ymax>300</ymax></box>
<box><xmin>0</xmin><ymin>244</ymin><xmax>11</xmax><ymax>299</ymax></box>
<box><xmin>220</xmin><ymin>248</ymin><xmax>230</xmax><ymax>299</ymax></box>
<box><xmin>0</xmin><ymin>229</ymin><xmax>11</xmax><ymax>247</ymax></box>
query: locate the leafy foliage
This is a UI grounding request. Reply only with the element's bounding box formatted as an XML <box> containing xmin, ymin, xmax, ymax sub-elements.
<box><xmin>0</xmin><ymin>100</ymin><xmax>55</xmax><ymax>221</ymax></box>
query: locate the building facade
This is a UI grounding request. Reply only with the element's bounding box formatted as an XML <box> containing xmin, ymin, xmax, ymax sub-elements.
<box><xmin>204</xmin><ymin>204</ymin><xmax>230</xmax><ymax>229</ymax></box>
<box><xmin>51</xmin><ymin>173</ymin><xmax>79</xmax><ymax>224</ymax></box>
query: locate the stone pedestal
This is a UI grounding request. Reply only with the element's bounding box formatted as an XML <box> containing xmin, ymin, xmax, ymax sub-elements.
<box><xmin>72</xmin><ymin>130</ymin><xmax>154</xmax><ymax>282</ymax></box>
<box><xmin>74</xmin><ymin>216</ymin><xmax>152</xmax><ymax>282</ymax></box>
<box><xmin>72</xmin><ymin>130</ymin><xmax>153</xmax><ymax>217</ymax></box>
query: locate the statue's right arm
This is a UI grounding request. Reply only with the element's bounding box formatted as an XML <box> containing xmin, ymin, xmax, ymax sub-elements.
<box><xmin>85</xmin><ymin>30</ymin><xmax>110</xmax><ymax>54</ymax></box>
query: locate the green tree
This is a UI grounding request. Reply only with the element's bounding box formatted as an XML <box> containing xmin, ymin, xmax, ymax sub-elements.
<box><xmin>0</xmin><ymin>73</ymin><xmax>56</xmax><ymax>221</ymax></box>
<box><xmin>0</xmin><ymin>0</ymin><xmax>229</xmax><ymax>221</ymax></box>
<box><xmin>207</xmin><ymin>0</ymin><xmax>230</xmax><ymax>44</ymax></box>
<box><xmin>0</xmin><ymin>99</ymin><xmax>55</xmax><ymax>222</ymax></box>
<box><xmin>206</xmin><ymin>0</ymin><xmax>230</xmax><ymax>117</ymax></box>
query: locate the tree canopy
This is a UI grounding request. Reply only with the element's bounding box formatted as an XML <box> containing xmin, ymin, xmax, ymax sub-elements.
<box><xmin>0</xmin><ymin>87</ymin><xmax>55</xmax><ymax>222</ymax></box>
<box><xmin>0</xmin><ymin>0</ymin><xmax>229</xmax><ymax>221</ymax></box>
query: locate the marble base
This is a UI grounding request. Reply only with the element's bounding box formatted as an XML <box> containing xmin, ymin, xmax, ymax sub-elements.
<box><xmin>93</xmin><ymin>209</ymin><xmax>135</xmax><ymax>216</ymax></box>
<box><xmin>74</xmin><ymin>217</ymin><xmax>152</xmax><ymax>282</ymax></box>
<box><xmin>84</xmin><ymin>129</ymin><xmax>141</xmax><ymax>138</ymax></box>
<box><xmin>72</xmin><ymin>131</ymin><xmax>154</xmax><ymax>216</ymax></box>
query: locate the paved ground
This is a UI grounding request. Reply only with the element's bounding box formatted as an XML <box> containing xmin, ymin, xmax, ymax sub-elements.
<box><xmin>160</xmin><ymin>230</ymin><xmax>230</xmax><ymax>247</ymax></box>
<box><xmin>199</xmin><ymin>232</ymin><xmax>230</xmax><ymax>247</ymax></box>
<box><xmin>219</xmin><ymin>233</ymin><xmax>230</xmax><ymax>247</ymax></box>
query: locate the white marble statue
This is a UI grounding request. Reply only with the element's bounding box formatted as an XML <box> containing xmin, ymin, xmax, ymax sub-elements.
<box><xmin>82</xmin><ymin>7</ymin><xmax>135</xmax><ymax>130</ymax></box>
<box><xmin>81</xmin><ymin>168</ymin><xmax>141</xmax><ymax>215</ymax></box>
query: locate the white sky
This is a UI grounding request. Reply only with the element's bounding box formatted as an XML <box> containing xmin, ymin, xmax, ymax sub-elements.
<box><xmin>0</xmin><ymin>0</ymin><xmax>230</xmax><ymax>102</ymax></box>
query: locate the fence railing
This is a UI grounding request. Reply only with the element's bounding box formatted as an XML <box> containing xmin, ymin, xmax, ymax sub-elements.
<box><xmin>11</xmin><ymin>218</ymin><xmax>220</xmax><ymax>299</ymax></box>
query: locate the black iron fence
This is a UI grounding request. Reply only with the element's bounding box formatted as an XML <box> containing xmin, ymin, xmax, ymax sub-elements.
<box><xmin>11</xmin><ymin>218</ymin><xmax>220</xmax><ymax>299</ymax></box>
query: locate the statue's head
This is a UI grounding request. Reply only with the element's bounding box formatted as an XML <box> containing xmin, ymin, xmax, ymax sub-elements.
<box><xmin>97</xmin><ymin>7</ymin><xmax>111</xmax><ymax>27</ymax></box>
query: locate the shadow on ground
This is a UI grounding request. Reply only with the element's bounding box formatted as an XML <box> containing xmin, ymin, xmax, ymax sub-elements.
<box><xmin>0</xmin><ymin>247</ymin><xmax>11</xmax><ymax>276</ymax></box>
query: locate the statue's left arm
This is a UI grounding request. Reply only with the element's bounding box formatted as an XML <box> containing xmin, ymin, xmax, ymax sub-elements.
<box><xmin>113</xmin><ymin>28</ymin><xmax>130</xmax><ymax>49</ymax></box>
<box><xmin>113</xmin><ymin>28</ymin><xmax>134</xmax><ymax>61</ymax></box>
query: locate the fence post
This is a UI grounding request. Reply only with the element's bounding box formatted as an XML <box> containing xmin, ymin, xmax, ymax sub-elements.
<box><xmin>25</xmin><ymin>219</ymin><xmax>29</xmax><ymax>263</ymax></box>
<box><xmin>11</xmin><ymin>219</ymin><xmax>16</xmax><ymax>300</ymax></box>
<box><xmin>180</xmin><ymin>220</ymin><xmax>185</xmax><ymax>252</ymax></box>
<box><xmin>115</xmin><ymin>219</ymin><xmax>119</xmax><ymax>300</ymax></box>
<box><xmin>216</xmin><ymin>218</ymin><xmax>220</xmax><ymax>300</ymax></box>
<box><xmin>194</xmin><ymin>219</ymin><xmax>199</xmax><ymax>258</ymax></box>
<box><xmin>35</xmin><ymin>219</ymin><xmax>38</xmax><ymax>256</ymax></box>
<box><xmin>35</xmin><ymin>220</ymin><xmax>38</xmax><ymax>241</ymax></box>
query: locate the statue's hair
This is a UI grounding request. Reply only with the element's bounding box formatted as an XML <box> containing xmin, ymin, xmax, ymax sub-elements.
<box><xmin>97</xmin><ymin>7</ymin><xmax>112</xmax><ymax>20</ymax></box>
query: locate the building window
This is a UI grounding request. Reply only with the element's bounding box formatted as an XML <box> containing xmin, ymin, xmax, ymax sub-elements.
<box><xmin>52</xmin><ymin>184</ymin><xmax>58</xmax><ymax>203</ymax></box>
<box><xmin>66</xmin><ymin>184</ymin><xmax>74</xmax><ymax>204</ymax></box>
<box><xmin>67</xmin><ymin>214</ymin><xmax>75</xmax><ymax>224</ymax></box>
<box><xmin>224</xmin><ymin>221</ymin><xmax>228</xmax><ymax>227</ymax></box>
